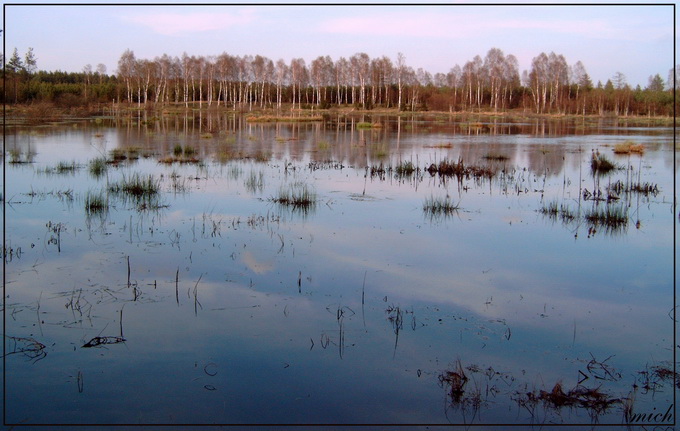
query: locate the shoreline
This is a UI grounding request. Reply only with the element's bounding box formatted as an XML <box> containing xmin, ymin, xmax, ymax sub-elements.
<box><xmin>3</xmin><ymin>102</ymin><xmax>675</xmax><ymax>126</ymax></box>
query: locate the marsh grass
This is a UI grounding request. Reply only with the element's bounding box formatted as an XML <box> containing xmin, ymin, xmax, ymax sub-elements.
<box><xmin>56</xmin><ymin>161</ymin><xmax>78</xmax><ymax>173</ymax></box>
<box><xmin>427</xmin><ymin>157</ymin><xmax>495</xmax><ymax>180</ymax></box>
<box><xmin>540</xmin><ymin>200</ymin><xmax>576</xmax><ymax>223</ymax></box>
<box><xmin>108</xmin><ymin>173</ymin><xmax>161</xmax><ymax>204</ymax></box>
<box><xmin>367</xmin><ymin>163</ymin><xmax>390</xmax><ymax>180</ymax></box>
<box><xmin>630</xmin><ymin>182</ymin><xmax>660</xmax><ymax>195</ymax></box>
<box><xmin>110</xmin><ymin>148</ymin><xmax>126</xmax><ymax>162</ymax></box>
<box><xmin>394</xmin><ymin>160</ymin><xmax>418</xmax><ymax>177</ymax></box>
<box><xmin>39</xmin><ymin>160</ymin><xmax>79</xmax><ymax>175</ymax></box>
<box><xmin>88</xmin><ymin>157</ymin><xmax>108</xmax><ymax>178</ymax></box>
<box><xmin>169</xmin><ymin>171</ymin><xmax>190</xmax><ymax>193</ymax></box>
<box><xmin>227</xmin><ymin>164</ymin><xmax>243</xmax><ymax>180</ymax></box>
<box><xmin>173</xmin><ymin>144</ymin><xmax>183</xmax><ymax>157</ymax></box>
<box><xmin>215</xmin><ymin>150</ymin><xmax>245</xmax><ymax>164</ymax></box>
<box><xmin>109</xmin><ymin>147</ymin><xmax>141</xmax><ymax>164</ymax></box>
<box><xmin>613</xmin><ymin>140</ymin><xmax>645</xmax><ymax>155</ymax></box>
<box><xmin>608</xmin><ymin>179</ymin><xmax>660</xmax><ymax>197</ymax></box>
<box><xmin>590</xmin><ymin>152</ymin><xmax>619</xmax><ymax>175</ymax></box>
<box><xmin>84</xmin><ymin>190</ymin><xmax>109</xmax><ymax>214</ymax></box>
<box><xmin>244</xmin><ymin>170</ymin><xmax>265</xmax><ymax>193</ymax></box>
<box><xmin>423</xmin><ymin>196</ymin><xmax>459</xmax><ymax>219</ymax></box>
<box><xmin>270</xmin><ymin>183</ymin><xmax>317</xmax><ymax>214</ymax></box>
<box><xmin>7</xmin><ymin>148</ymin><xmax>23</xmax><ymax>163</ymax></box>
<box><xmin>253</xmin><ymin>152</ymin><xmax>271</xmax><ymax>163</ymax></box>
<box><xmin>584</xmin><ymin>204</ymin><xmax>628</xmax><ymax>234</ymax></box>
<box><xmin>438</xmin><ymin>360</ymin><xmax>468</xmax><ymax>405</ymax></box>
<box><xmin>537</xmin><ymin>381</ymin><xmax>620</xmax><ymax>414</ymax></box>
<box><xmin>160</xmin><ymin>145</ymin><xmax>201</xmax><ymax>164</ymax></box>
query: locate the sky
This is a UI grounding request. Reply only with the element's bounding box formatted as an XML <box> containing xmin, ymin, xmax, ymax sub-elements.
<box><xmin>2</xmin><ymin>3</ymin><xmax>675</xmax><ymax>88</ymax></box>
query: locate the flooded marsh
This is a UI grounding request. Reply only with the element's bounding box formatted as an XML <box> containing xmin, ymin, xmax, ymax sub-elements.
<box><xmin>2</xmin><ymin>113</ymin><xmax>675</xmax><ymax>427</ymax></box>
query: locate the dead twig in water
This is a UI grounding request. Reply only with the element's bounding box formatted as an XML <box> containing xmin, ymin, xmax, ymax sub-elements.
<box><xmin>193</xmin><ymin>273</ymin><xmax>204</xmax><ymax>315</ymax></box>
<box><xmin>82</xmin><ymin>336</ymin><xmax>126</xmax><ymax>348</ymax></box>
<box><xmin>4</xmin><ymin>335</ymin><xmax>47</xmax><ymax>362</ymax></box>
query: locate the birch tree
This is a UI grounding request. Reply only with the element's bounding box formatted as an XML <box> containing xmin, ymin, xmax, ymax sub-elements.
<box><xmin>96</xmin><ymin>63</ymin><xmax>107</xmax><ymax>84</ymax></box>
<box><xmin>275</xmin><ymin>59</ymin><xmax>288</xmax><ymax>110</ymax></box>
<box><xmin>117</xmin><ymin>49</ymin><xmax>136</xmax><ymax>103</ymax></box>
<box><xmin>396</xmin><ymin>52</ymin><xmax>406</xmax><ymax>109</ymax></box>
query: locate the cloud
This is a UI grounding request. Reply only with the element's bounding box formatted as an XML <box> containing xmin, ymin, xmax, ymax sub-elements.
<box><xmin>318</xmin><ymin>8</ymin><xmax>670</xmax><ymax>43</ymax></box>
<box><xmin>122</xmin><ymin>9</ymin><xmax>256</xmax><ymax>36</ymax></box>
<box><xmin>319</xmin><ymin>11</ymin><xmax>465</xmax><ymax>39</ymax></box>
<box><xmin>241</xmin><ymin>251</ymin><xmax>275</xmax><ymax>275</ymax></box>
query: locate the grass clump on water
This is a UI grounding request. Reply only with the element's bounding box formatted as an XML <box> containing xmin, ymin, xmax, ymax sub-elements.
<box><xmin>173</xmin><ymin>144</ymin><xmax>184</xmax><ymax>157</ymax></box>
<box><xmin>109</xmin><ymin>173</ymin><xmax>160</xmax><ymax>198</ymax></box>
<box><xmin>539</xmin><ymin>200</ymin><xmax>576</xmax><ymax>223</ymax></box>
<box><xmin>39</xmin><ymin>160</ymin><xmax>78</xmax><ymax>175</ymax></box>
<box><xmin>590</xmin><ymin>151</ymin><xmax>619</xmax><ymax>175</ymax></box>
<box><xmin>423</xmin><ymin>195</ymin><xmax>459</xmax><ymax>218</ymax></box>
<box><xmin>244</xmin><ymin>170</ymin><xmax>265</xmax><ymax>193</ymax></box>
<box><xmin>613</xmin><ymin>140</ymin><xmax>645</xmax><ymax>155</ymax></box>
<box><xmin>426</xmin><ymin>157</ymin><xmax>495</xmax><ymax>179</ymax></box>
<box><xmin>270</xmin><ymin>183</ymin><xmax>317</xmax><ymax>213</ymax></box>
<box><xmin>84</xmin><ymin>190</ymin><xmax>109</xmax><ymax>214</ymax></box>
<box><xmin>585</xmin><ymin>205</ymin><xmax>627</xmax><ymax>225</ymax></box>
<box><xmin>161</xmin><ymin>145</ymin><xmax>200</xmax><ymax>164</ymax></box>
<box><xmin>584</xmin><ymin>204</ymin><xmax>628</xmax><ymax>235</ymax></box>
<box><xmin>55</xmin><ymin>161</ymin><xmax>78</xmax><ymax>173</ymax></box>
<box><xmin>88</xmin><ymin>157</ymin><xmax>108</xmax><ymax>178</ymax></box>
<box><xmin>395</xmin><ymin>160</ymin><xmax>418</xmax><ymax>177</ymax></box>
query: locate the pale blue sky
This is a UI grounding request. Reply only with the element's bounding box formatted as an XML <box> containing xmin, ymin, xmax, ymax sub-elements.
<box><xmin>3</xmin><ymin>3</ymin><xmax>675</xmax><ymax>88</ymax></box>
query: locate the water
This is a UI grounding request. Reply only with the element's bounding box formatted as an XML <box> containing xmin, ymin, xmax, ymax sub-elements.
<box><xmin>3</xmin><ymin>113</ymin><xmax>676</xmax><ymax>427</ymax></box>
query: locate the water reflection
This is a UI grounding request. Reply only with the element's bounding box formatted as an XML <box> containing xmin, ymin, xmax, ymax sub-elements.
<box><xmin>3</xmin><ymin>114</ymin><xmax>674</xmax><ymax>426</ymax></box>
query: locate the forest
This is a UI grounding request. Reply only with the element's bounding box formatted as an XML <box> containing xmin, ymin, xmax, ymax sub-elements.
<box><xmin>2</xmin><ymin>46</ymin><xmax>676</xmax><ymax>117</ymax></box>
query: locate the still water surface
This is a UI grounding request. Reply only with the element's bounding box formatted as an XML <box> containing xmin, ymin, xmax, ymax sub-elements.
<box><xmin>2</xmin><ymin>113</ymin><xmax>676</xmax><ymax>427</ymax></box>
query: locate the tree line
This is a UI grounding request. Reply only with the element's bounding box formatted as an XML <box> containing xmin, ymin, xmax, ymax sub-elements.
<box><xmin>2</xmin><ymin>47</ymin><xmax>676</xmax><ymax>117</ymax></box>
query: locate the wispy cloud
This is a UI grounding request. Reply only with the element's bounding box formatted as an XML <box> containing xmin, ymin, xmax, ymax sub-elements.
<box><xmin>318</xmin><ymin>9</ymin><xmax>669</xmax><ymax>42</ymax></box>
<box><xmin>122</xmin><ymin>9</ymin><xmax>257</xmax><ymax>36</ymax></box>
<box><xmin>318</xmin><ymin>11</ymin><xmax>464</xmax><ymax>39</ymax></box>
